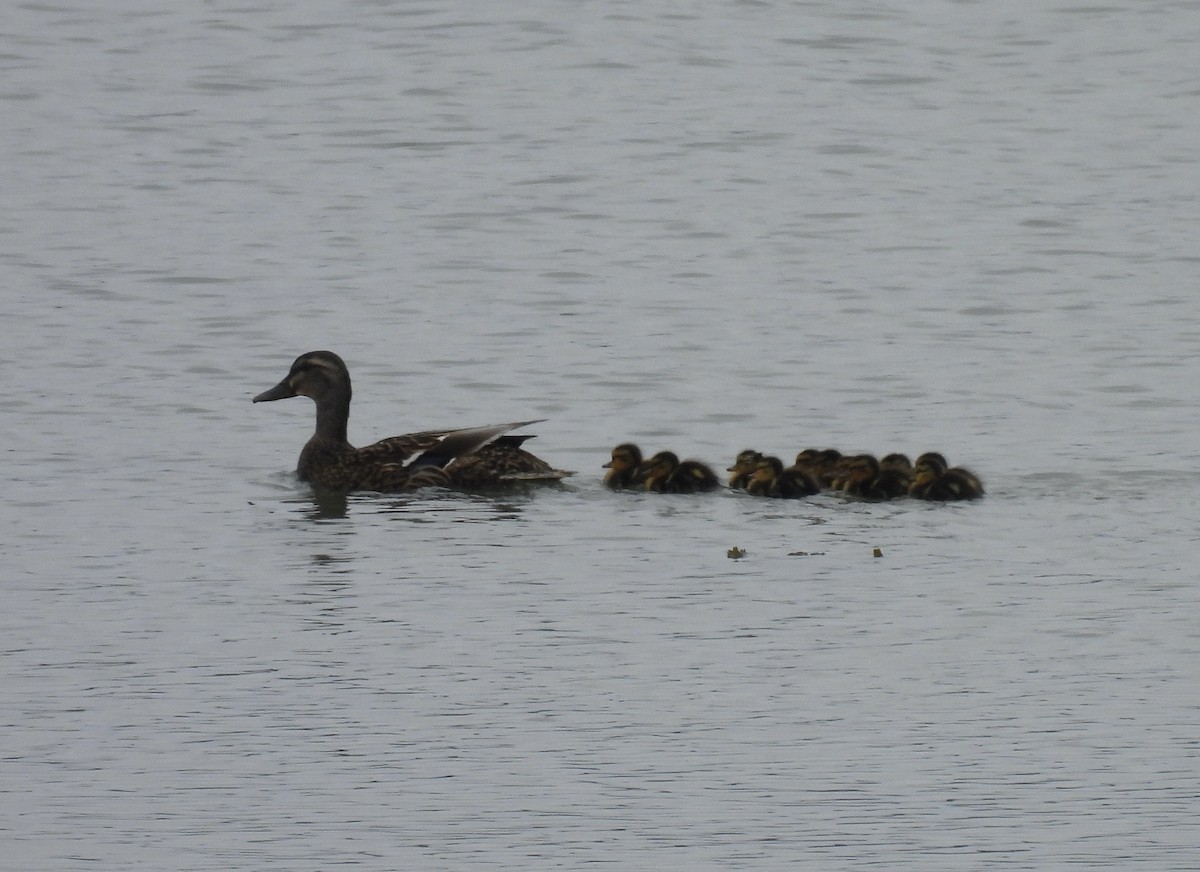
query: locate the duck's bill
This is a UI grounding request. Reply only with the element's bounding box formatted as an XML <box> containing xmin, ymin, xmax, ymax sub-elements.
<box><xmin>253</xmin><ymin>379</ymin><xmax>295</xmax><ymax>403</ymax></box>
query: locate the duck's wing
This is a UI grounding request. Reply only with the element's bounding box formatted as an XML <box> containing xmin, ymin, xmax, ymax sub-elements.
<box><xmin>445</xmin><ymin>436</ymin><xmax>574</xmax><ymax>488</ymax></box>
<box><xmin>359</xmin><ymin>419</ymin><xmax>546</xmax><ymax>468</ymax></box>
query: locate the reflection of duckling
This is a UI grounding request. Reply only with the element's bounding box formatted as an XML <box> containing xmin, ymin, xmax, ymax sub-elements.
<box><xmin>909</xmin><ymin>454</ymin><xmax>984</xmax><ymax>501</ymax></box>
<box><xmin>746</xmin><ymin>456</ymin><xmax>820</xmax><ymax>498</ymax></box>
<box><xmin>726</xmin><ymin>449</ymin><xmax>764</xmax><ymax>489</ymax></box>
<box><xmin>603</xmin><ymin>443</ymin><xmax>646</xmax><ymax>490</ymax></box>
<box><xmin>640</xmin><ymin>451</ymin><xmax>721</xmax><ymax>494</ymax></box>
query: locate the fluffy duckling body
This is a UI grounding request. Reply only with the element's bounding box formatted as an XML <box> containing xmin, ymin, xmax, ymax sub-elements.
<box><xmin>603</xmin><ymin>443</ymin><xmax>647</xmax><ymax>490</ymax></box>
<box><xmin>908</xmin><ymin>453</ymin><xmax>984</xmax><ymax>501</ymax></box>
<box><xmin>254</xmin><ymin>350</ymin><xmax>570</xmax><ymax>491</ymax></box>
<box><xmin>640</xmin><ymin>451</ymin><xmax>720</xmax><ymax>494</ymax></box>
<box><xmin>826</xmin><ymin>453</ymin><xmax>912</xmax><ymax>500</ymax></box>
<box><xmin>791</xmin><ymin>448</ymin><xmax>843</xmax><ymax>489</ymax></box>
<box><xmin>726</xmin><ymin>449</ymin><xmax>764</xmax><ymax>490</ymax></box>
<box><xmin>746</xmin><ymin>456</ymin><xmax>820</xmax><ymax>499</ymax></box>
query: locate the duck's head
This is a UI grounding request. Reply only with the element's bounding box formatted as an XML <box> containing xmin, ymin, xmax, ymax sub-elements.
<box><xmin>603</xmin><ymin>442</ymin><xmax>643</xmax><ymax>472</ymax></box>
<box><xmin>911</xmin><ymin>453</ymin><xmax>948</xmax><ymax>486</ymax></box>
<box><xmin>639</xmin><ymin>451</ymin><xmax>680</xmax><ymax>483</ymax></box>
<box><xmin>842</xmin><ymin>454</ymin><xmax>880</xmax><ymax>485</ymax></box>
<box><xmin>254</xmin><ymin>350</ymin><xmax>350</xmax><ymax>405</ymax></box>
<box><xmin>792</xmin><ymin>448</ymin><xmax>822</xmax><ymax>468</ymax></box>
<box><xmin>750</xmin><ymin>455</ymin><xmax>785</xmax><ymax>484</ymax></box>
<box><xmin>727</xmin><ymin>449</ymin><xmax>763</xmax><ymax>474</ymax></box>
<box><xmin>880</xmin><ymin>453</ymin><xmax>912</xmax><ymax>474</ymax></box>
<box><xmin>914</xmin><ymin>452</ymin><xmax>947</xmax><ymax>471</ymax></box>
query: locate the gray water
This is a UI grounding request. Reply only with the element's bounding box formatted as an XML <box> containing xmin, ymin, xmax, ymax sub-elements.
<box><xmin>3</xmin><ymin>2</ymin><xmax>1199</xmax><ymax>869</ymax></box>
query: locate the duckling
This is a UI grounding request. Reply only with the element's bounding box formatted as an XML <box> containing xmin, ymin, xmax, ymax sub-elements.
<box><xmin>746</xmin><ymin>456</ymin><xmax>820</xmax><ymax>499</ymax></box>
<box><xmin>791</xmin><ymin>448</ymin><xmax>843</xmax><ymax>488</ymax></box>
<box><xmin>880</xmin><ymin>453</ymin><xmax>913</xmax><ymax>475</ymax></box>
<box><xmin>864</xmin><ymin>465</ymin><xmax>912</xmax><ymax>500</ymax></box>
<box><xmin>726</xmin><ymin>449</ymin><xmax>764</xmax><ymax>490</ymax></box>
<box><xmin>253</xmin><ymin>350</ymin><xmax>571</xmax><ymax>491</ymax></box>
<box><xmin>639</xmin><ymin>451</ymin><xmax>720</xmax><ymax>494</ymax></box>
<box><xmin>603</xmin><ymin>442</ymin><xmax>646</xmax><ymax>490</ymax></box>
<box><xmin>835</xmin><ymin>454</ymin><xmax>880</xmax><ymax>497</ymax></box>
<box><xmin>908</xmin><ymin>453</ymin><xmax>984</xmax><ymax>501</ymax></box>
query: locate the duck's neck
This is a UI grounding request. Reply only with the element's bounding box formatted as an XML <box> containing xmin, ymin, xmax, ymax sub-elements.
<box><xmin>313</xmin><ymin>392</ymin><xmax>351</xmax><ymax>445</ymax></box>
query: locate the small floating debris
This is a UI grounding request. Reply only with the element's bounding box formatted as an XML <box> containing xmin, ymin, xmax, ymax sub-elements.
<box><xmin>727</xmin><ymin>546</ymin><xmax>747</xmax><ymax>559</ymax></box>
<box><xmin>787</xmin><ymin>550</ymin><xmax>826</xmax><ymax>557</ymax></box>
<box><xmin>873</xmin><ymin>547</ymin><xmax>883</xmax><ymax>558</ymax></box>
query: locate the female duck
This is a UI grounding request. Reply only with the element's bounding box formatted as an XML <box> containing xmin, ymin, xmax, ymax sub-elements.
<box><xmin>254</xmin><ymin>350</ymin><xmax>569</xmax><ymax>491</ymax></box>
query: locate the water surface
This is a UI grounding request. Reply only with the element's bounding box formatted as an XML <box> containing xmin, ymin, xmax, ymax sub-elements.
<box><xmin>3</xmin><ymin>2</ymin><xmax>1199</xmax><ymax>869</ymax></box>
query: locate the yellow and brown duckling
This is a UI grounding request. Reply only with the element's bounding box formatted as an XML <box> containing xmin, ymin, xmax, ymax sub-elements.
<box><xmin>638</xmin><ymin>450</ymin><xmax>721</xmax><ymax>494</ymax></box>
<box><xmin>602</xmin><ymin>442</ymin><xmax>647</xmax><ymax>490</ymax></box>
<box><xmin>726</xmin><ymin>449</ymin><xmax>764</xmax><ymax>490</ymax></box>
<box><xmin>746</xmin><ymin>455</ymin><xmax>820</xmax><ymax>499</ymax></box>
<box><xmin>254</xmin><ymin>350</ymin><xmax>571</xmax><ymax>492</ymax></box>
<box><xmin>908</xmin><ymin>452</ymin><xmax>984</xmax><ymax>501</ymax></box>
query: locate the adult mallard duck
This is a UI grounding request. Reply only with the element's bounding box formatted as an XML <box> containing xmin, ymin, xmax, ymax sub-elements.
<box><xmin>253</xmin><ymin>350</ymin><xmax>570</xmax><ymax>491</ymax></box>
<box><xmin>726</xmin><ymin>449</ymin><xmax>764</xmax><ymax>490</ymax></box>
<box><xmin>908</xmin><ymin>453</ymin><xmax>984</xmax><ymax>501</ymax></box>
<box><xmin>638</xmin><ymin>451</ymin><xmax>720</xmax><ymax>494</ymax></box>
<box><xmin>746</xmin><ymin>456</ymin><xmax>819</xmax><ymax>498</ymax></box>
<box><xmin>602</xmin><ymin>443</ymin><xmax>646</xmax><ymax>490</ymax></box>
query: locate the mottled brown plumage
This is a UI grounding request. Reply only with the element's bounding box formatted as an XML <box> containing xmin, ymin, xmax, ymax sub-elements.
<box><xmin>726</xmin><ymin>449</ymin><xmax>764</xmax><ymax>490</ymax></box>
<box><xmin>254</xmin><ymin>351</ymin><xmax>571</xmax><ymax>491</ymax></box>
<box><xmin>908</xmin><ymin>453</ymin><xmax>984</xmax><ymax>501</ymax></box>
<box><xmin>746</xmin><ymin>456</ymin><xmax>819</xmax><ymax>499</ymax></box>
<box><xmin>638</xmin><ymin>451</ymin><xmax>720</xmax><ymax>494</ymax></box>
<box><xmin>602</xmin><ymin>443</ymin><xmax>647</xmax><ymax>490</ymax></box>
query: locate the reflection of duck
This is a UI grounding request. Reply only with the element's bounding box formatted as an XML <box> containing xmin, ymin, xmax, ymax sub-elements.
<box><xmin>746</xmin><ymin>456</ymin><xmax>820</xmax><ymax>499</ymax></box>
<box><xmin>603</xmin><ymin>443</ymin><xmax>646</xmax><ymax>490</ymax></box>
<box><xmin>726</xmin><ymin>449</ymin><xmax>764</xmax><ymax>490</ymax></box>
<box><xmin>254</xmin><ymin>350</ymin><xmax>570</xmax><ymax>491</ymax></box>
<box><xmin>639</xmin><ymin>451</ymin><xmax>721</xmax><ymax>494</ymax></box>
<box><xmin>908</xmin><ymin>453</ymin><xmax>984</xmax><ymax>501</ymax></box>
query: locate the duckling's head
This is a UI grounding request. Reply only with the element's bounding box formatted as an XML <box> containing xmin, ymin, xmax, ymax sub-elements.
<box><xmin>254</xmin><ymin>350</ymin><xmax>350</xmax><ymax>405</ymax></box>
<box><xmin>727</xmin><ymin>449</ymin><xmax>763</xmax><ymax>473</ymax></box>
<box><xmin>880</xmin><ymin>453</ymin><xmax>912</xmax><ymax>473</ymax></box>
<box><xmin>914</xmin><ymin>452</ymin><xmax>948</xmax><ymax>471</ymax></box>
<box><xmin>639</xmin><ymin>451</ymin><xmax>680</xmax><ymax>484</ymax></box>
<box><xmin>793</xmin><ymin>448</ymin><xmax>822</xmax><ymax>467</ymax></box>
<box><xmin>603</xmin><ymin>442</ymin><xmax>643</xmax><ymax>472</ymax></box>
<box><xmin>842</xmin><ymin>454</ymin><xmax>880</xmax><ymax>485</ymax></box>
<box><xmin>751</xmin><ymin>455</ymin><xmax>785</xmax><ymax>484</ymax></box>
<box><xmin>911</xmin><ymin>453</ymin><xmax>948</xmax><ymax>486</ymax></box>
